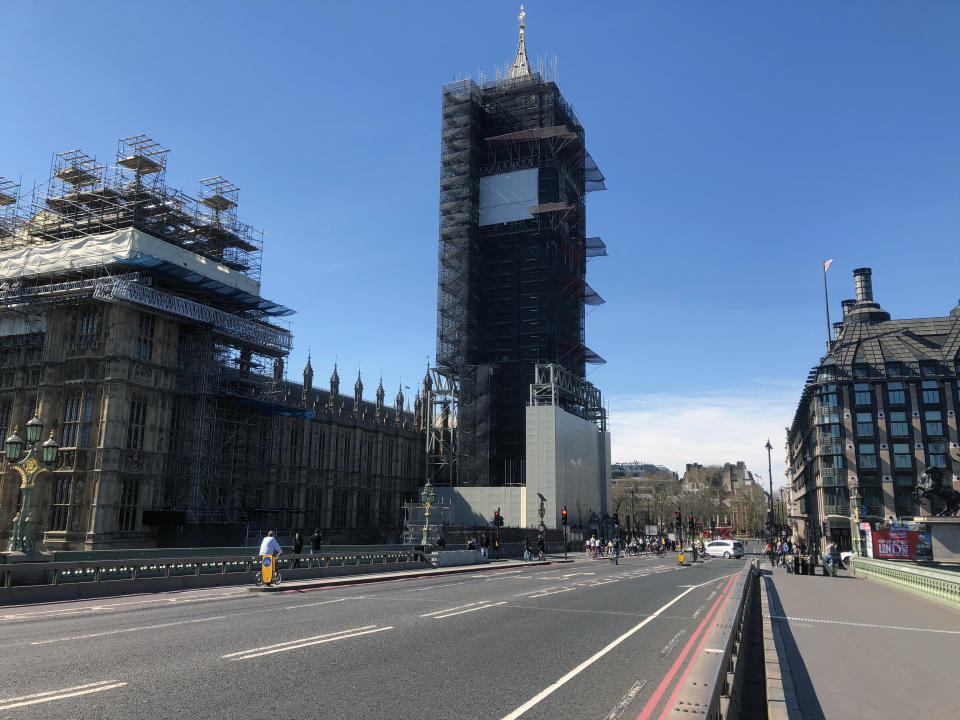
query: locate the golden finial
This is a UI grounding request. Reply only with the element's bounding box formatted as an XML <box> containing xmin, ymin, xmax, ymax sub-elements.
<box><xmin>518</xmin><ymin>4</ymin><xmax>526</xmax><ymax>30</ymax></box>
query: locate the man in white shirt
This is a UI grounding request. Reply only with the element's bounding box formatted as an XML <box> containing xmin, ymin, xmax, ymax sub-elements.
<box><xmin>259</xmin><ymin>530</ymin><xmax>282</xmax><ymax>558</ymax></box>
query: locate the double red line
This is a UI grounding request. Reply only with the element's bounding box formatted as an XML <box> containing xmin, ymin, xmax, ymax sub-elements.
<box><xmin>635</xmin><ymin>574</ymin><xmax>738</xmax><ymax>720</ymax></box>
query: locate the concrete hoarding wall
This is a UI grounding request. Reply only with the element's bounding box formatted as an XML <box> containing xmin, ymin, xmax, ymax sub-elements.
<box><xmin>525</xmin><ymin>405</ymin><xmax>611</xmax><ymax>530</ymax></box>
<box><xmin>433</xmin><ymin>486</ymin><xmax>525</xmax><ymax>529</ymax></box>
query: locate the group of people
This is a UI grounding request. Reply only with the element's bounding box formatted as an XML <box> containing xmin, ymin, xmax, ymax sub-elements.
<box><xmin>585</xmin><ymin>535</ymin><xmax>677</xmax><ymax>559</ymax></box>
<box><xmin>258</xmin><ymin>528</ymin><xmax>324</xmax><ymax>565</ymax></box>
<box><xmin>465</xmin><ymin>533</ymin><xmax>498</xmax><ymax>559</ymax></box>
<box><xmin>765</xmin><ymin>536</ymin><xmax>845</xmax><ymax>573</ymax></box>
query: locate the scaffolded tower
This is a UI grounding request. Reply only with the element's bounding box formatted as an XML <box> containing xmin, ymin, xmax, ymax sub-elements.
<box><xmin>435</xmin><ymin>10</ymin><xmax>607</xmax><ymax>487</ymax></box>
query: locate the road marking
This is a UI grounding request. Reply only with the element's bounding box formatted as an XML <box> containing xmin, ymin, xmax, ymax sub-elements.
<box><xmin>285</xmin><ymin>596</ymin><xmax>367</xmax><ymax>610</ymax></box>
<box><xmin>692</xmin><ymin>603</ymin><xmax>706</xmax><ymax>618</ymax></box>
<box><xmin>765</xmin><ymin>615</ymin><xmax>960</xmax><ymax>635</ymax></box>
<box><xmin>603</xmin><ymin>678</ymin><xmax>648</xmax><ymax>720</ymax></box>
<box><xmin>0</xmin><ymin>680</ymin><xmax>128</xmax><ymax>710</ymax></box>
<box><xmin>30</xmin><ymin>615</ymin><xmax>229</xmax><ymax>645</ymax></box>
<box><xmin>498</xmin><ymin>573</ymin><xmax>733</xmax><ymax>720</ymax></box>
<box><xmin>658</xmin><ymin>630</ymin><xmax>685</xmax><ymax>659</ymax></box>
<box><xmin>223</xmin><ymin>625</ymin><xmax>392</xmax><ymax>660</ymax></box>
<box><xmin>420</xmin><ymin>601</ymin><xmax>487</xmax><ymax>617</ymax></box>
<box><xmin>3</xmin><ymin>590</ymin><xmax>247</xmax><ymax>620</ymax></box>
<box><xmin>707</xmin><ymin>590</ymin><xmax>717</xmax><ymax>600</ymax></box>
<box><xmin>431</xmin><ymin>601</ymin><xmax>507</xmax><ymax>619</ymax></box>
<box><xmin>525</xmin><ymin>587</ymin><xmax>574</xmax><ymax>599</ymax></box>
<box><xmin>405</xmin><ymin>581</ymin><xmax>468</xmax><ymax>592</ymax></box>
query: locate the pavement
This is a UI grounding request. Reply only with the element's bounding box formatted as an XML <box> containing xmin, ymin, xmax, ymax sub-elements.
<box><xmin>761</xmin><ymin>558</ymin><xmax>960</xmax><ymax>720</ymax></box>
<box><xmin>0</xmin><ymin>551</ymin><xmax>748</xmax><ymax>720</ymax></box>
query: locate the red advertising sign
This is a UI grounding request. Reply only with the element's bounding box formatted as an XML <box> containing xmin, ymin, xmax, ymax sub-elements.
<box><xmin>871</xmin><ymin>529</ymin><xmax>918</xmax><ymax>559</ymax></box>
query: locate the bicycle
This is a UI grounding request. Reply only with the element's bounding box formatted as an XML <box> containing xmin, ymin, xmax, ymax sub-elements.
<box><xmin>255</xmin><ymin>553</ymin><xmax>283</xmax><ymax>587</ymax></box>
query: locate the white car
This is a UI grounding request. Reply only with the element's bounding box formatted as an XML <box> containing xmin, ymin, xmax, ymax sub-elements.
<box><xmin>703</xmin><ymin>539</ymin><xmax>745</xmax><ymax>559</ymax></box>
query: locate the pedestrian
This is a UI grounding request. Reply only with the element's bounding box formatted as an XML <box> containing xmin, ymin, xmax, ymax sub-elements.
<box><xmin>610</xmin><ymin>540</ymin><xmax>619</xmax><ymax>565</ymax></box>
<box><xmin>481</xmin><ymin>533</ymin><xmax>490</xmax><ymax>559</ymax></box>
<box><xmin>437</xmin><ymin>533</ymin><xmax>446</xmax><ymax>549</ymax></box>
<box><xmin>292</xmin><ymin>529</ymin><xmax>304</xmax><ymax>568</ymax></box>
<box><xmin>494</xmin><ymin>536</ymin><xmax>500</xmax><ymax>559</ymax></box>
<box><xmin>310</xmin><ymin>528</ymin><xmax>323</xmax><ymax>555</ymax></box>
<box><xmin>524</xmin><ymin>538</ymin><xmax>533</xmax><ymax>561</ymax></box>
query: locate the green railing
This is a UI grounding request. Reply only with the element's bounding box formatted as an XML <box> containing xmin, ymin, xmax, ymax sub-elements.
<box><xmin>852</xmin><ymin>557</ymin><xmax>960</xmax><ymax>608</ymax></box>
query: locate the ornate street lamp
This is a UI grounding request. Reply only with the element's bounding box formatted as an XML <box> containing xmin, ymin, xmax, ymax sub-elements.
<box><xmin>420</xmin><ymin>480</ymin><xmax>436</xmax><ymax>546</ymax></box>
<box><xmin>5</xmin><ymin>415</ymin><xmax>59</xmax><ymax>553</ymax></box>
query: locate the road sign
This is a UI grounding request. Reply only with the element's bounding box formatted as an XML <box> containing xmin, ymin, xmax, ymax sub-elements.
<box><xmin>537</xmin><ymin>522</ymin><xmax>546</xmax><ymax>534</ymax></box>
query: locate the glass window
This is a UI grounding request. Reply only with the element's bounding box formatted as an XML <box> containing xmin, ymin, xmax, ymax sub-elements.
<box><xmin>888</xmin><ymin>382</ymin><xmax>906</xmax><ymax>405</ymax></box>
<box><xmin>921</xmin><ymin>362</ymin><xmax>937</xmax><ymax>376</ymax></box>
<box><xmin>887</xmin><ymin>364</ymin><xmax>902</xmax><ymax>377</ymax></box>
<box><xmin>859</xmin><ymin>443</ymin><xmax>877</xmax><ymax>469</ymax></box>
<box><xmin>889</xmin><ymin>411</ymin><xmax>909</xmax><ymax>436</ymax></box>
<box><xmin>135</xmin><ymin>313</ymin><xmax>155</xmax><ymax>362</ymax></box>
<box><xmin>895</xmin><ymin>486</ymin><xmax>917</xmax><ymax>516</ymax></box>
<box><xmin>817</xmin><ymin>393</ymin><xmax>839</xmax><ymax>408</ymax></box>
<box><xmin>928</xmin><ymin>442</ymin><xmax>947</xmax><ymax>468</ymax></box>
<box><xmin>854</xmin><ymin>383</ymin><xmax>871</xmax><ymax>406</ymax></box>
<box><xmin>78</xmin><ymin>310</ymin><xmax>100</xmax><ymax>348</ymax></box>
<box><xmin>818</xmin><ymin>368</ymin><xmax>836</xmax><ymax>382</ymax></box>
<box><xmin>894</xmin><ymin>474</ymin><xmax>914</xmax><ymax>488</ymax></box>
<box><xmin>922</xmin><ymin>380</ymin><xmax>940</xmax><ymax>405</ymax></box>
<box><xmin>925</xmin><ymin>410</ymin><xmax>943</xmax><ymax>436</ymax></box>
<box><xmin>49</xmin><ymin>476</ymin><xmax>73</xmax><ymax>531</ymax></box>
<box><xmin>853</xmin><ymin>365</ymin><xmax>869</xmax><ymax>378</ymax></box>
<box><xmin>857</xmin><ymin>412</ymin><xmax>874</xmax><ymax>436</ymax></box>
<box><xmin>0</xmin><ymin>401</ymin><xmax>11</xmax><ymax>451</ymax></box>
<box><xmin>893</xmin><ymin>443</ymin><xmax>912</xmax><ymax>468</ymax></box>
<box><xmin>861</xmin><ymin>485</ymin><xmax>884</xmax><ymax>512</ymax></box>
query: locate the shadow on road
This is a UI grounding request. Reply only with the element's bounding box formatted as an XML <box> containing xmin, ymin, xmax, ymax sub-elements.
<box><xmin>760</xmin><ymin>569</ymin><xmax>827</xmax><ymax>720</ymax></box>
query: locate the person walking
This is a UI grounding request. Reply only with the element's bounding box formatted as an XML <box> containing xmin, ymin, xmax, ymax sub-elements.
<box><xmin>310</xmin><ymin>528</ymin><xmax>323</xmax><ymax>555</ymax></box>
<box><xmin>292</xmin><ymin>530</ymin><xmax>304</xmax><ymax>568</ymax></box>
<box><xmin>481</xmin><ymin>533</ymin><xmax>490</xmax><ymax>559</ymax></box>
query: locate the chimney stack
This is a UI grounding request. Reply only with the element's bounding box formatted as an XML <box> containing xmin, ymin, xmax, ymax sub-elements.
<box><xmin>853</xmin><ymin>267</ymin><xmax>873</xmax><ymax>303</ymax></box>
<box><xmin>841</xmin><ymin>299</ymin><xmax>856</xmax><ymax>317</ymax></box>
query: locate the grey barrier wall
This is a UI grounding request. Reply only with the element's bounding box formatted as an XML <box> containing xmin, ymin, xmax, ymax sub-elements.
<box><xmin>851</xmin><ymin>557</ymin><xmax>960</xmax><ymax>608</ymax></box>
<box><xmin>0</xmin><ymin>551</ymin><xmax>427</xmax><ymax>606</ymax></box>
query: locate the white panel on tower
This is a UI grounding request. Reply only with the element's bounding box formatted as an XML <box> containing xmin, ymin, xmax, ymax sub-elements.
<box><xmin>478</xmin><ymin>168</ymin><xmax>538</xmax><ymax>226</ymax></box>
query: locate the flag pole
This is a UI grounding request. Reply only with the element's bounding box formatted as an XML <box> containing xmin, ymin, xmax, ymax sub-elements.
<box><xmin>823</xmin><ymin>259</ymin><xmax>833</xmax><ymax>349</ymax></box>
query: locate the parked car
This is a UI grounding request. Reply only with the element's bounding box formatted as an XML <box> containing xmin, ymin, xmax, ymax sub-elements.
<box><xmin>703</xmin><ymin>539</ymin><xmax>744</xmax><ymax>559</ymax></box>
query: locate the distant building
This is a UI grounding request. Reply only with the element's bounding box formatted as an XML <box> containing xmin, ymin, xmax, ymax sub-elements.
<box><xmin>681</xmin><ymin>462</ymin><xmax>755</xmax><ymax>494</ymax></box>
<box><xmin>786</xmin><ymin>267</ymin><xmax>960</xmax><ymax>553</ymax></box>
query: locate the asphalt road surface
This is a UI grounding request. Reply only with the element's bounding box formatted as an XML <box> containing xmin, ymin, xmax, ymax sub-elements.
<box><xmin>1</xmin><ymin>552</ymin><xmax>751</xmax><ymax>720</ymax></box>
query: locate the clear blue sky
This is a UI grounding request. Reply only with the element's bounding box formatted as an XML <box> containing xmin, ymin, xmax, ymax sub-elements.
<box><xmin>3</xmin><ymin>1</ymin><xmax>959</xmax><ymax>485</ymax></box>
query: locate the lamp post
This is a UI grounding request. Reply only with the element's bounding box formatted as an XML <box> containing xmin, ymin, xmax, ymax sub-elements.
<box><xmin>420</xmin><ymin>480</ymin><xmax>436</xmax><ymax>546</ymax></box>
<box><xmin>6</xmin><ymin>413</ymin><xmax>60</xmax><ymax>552</ymax></box>
<box><xmin>765</xmin><ymin>439</ymin><xmax>775</xmax><ymax>560</ymax></box>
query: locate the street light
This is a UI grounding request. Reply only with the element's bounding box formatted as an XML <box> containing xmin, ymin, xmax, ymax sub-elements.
<box><xmin>5</xmin><ymin>414</ymin><xmax>60</xmax><ymax>553</ymax></box>
<box><xmin>420</xmin><ymin>480</ymin><xmax>436</xmax><ymax>546</ymax></box>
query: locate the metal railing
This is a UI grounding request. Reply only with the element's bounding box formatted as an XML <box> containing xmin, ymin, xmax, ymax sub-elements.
<box><xmin>852</xmin><ymin>557</ymin><xmax>960</xmax><ymax>608</ymax></box>
<box><xmin>0</xmin><ymin>551</ymin><xmax>424</xmax><ymax>589</ymax></box>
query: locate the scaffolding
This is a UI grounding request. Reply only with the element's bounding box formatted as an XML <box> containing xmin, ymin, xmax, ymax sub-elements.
<box><xmin>3</xmin><ymin>136</ymin><xmax>264</xmax><ymax>282</ymax></box>
<box><xmin>434</xmin><ymin>73</ymin><xmax>607</xmax><ymax>487</ymax></box>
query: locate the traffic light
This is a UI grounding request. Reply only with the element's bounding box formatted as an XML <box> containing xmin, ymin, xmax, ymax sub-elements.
<box><xmin>494</xmin><ymin>508</ymin><xmax>502</xmax><ymax>527</ymax></box>
<box><xmin>688</xmin><ymin>515</ymin><xmax>695</xmax><ymax>535</ymax></box>
<box><xmin>675</xmin><ymin>510</ymin><xmax>682</xmax><ymax>533</ymax></box>
<box><xmin>561</xmin><ymin>506</ymin><xmax>568</xmax><ymax>526</ymax></box>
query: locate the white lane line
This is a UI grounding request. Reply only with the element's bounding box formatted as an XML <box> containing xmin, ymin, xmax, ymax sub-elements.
<box><xmin>432</xmin><ymin>601</ymin><xmax>507</xmax><ymax>619</ymax></box>
<box><xmin>405</xmin><ymin>581</ymin><xmax>468</xmax><ymax>592</ymax></box>
<box><xmin>765</xmin><ymin>615</ymin><xmax>960</xmax><ymax>635</ymax></box>
<box><xmin>420</xmin><ymin>601</ymin><xmax>486</xmax><ymax>617</ymax></box>
<box><xmin>225</xmin><ymin>626</ymin><xmax>393</xmax><ymax>660</ymax></box>
<box><xmin>30</xmin><ymin>615</ymin><xmax>229</xmax><ymax>645</ymax></box>
<box><xmin>526</xmin><ymin>587</ymin><xmax>574</xmax><ymax>599</ymax></box>
<box><xmin>285</xmin><ymin>596</ymin><xmax>368</xmax><ymax>610</ymax></box>
<box><xmin>692</xmin><ymin>603</ymin><xmax>706</xmax><ymax>618</ymax></box>
<box><xmin>3</xmin><ymin>590</ymin><xmax>247</xmax><ymax>620</ymax></box>
<box><xmin>222</xmin><ymin>625</ymin><xmax>377</xmax><ymax>658</ymax></box>
<box><xmin>0</xmin><ymin>681</ymin><xmax>128</xmax><ymax>710</ymax></box>
<box><xmin>603</xmin><ymin>678</ymin><xmax>648</xmax><ymax>720</ymax></box>
<box><xmin>498</xmin><ymin>573</ymin><xmax>731</xmax><ymax>720</ymax></box>
<box><xmin>707</xmin><ymin>590</ymin><xmax>718</xmax><ymax>600</ymax></box>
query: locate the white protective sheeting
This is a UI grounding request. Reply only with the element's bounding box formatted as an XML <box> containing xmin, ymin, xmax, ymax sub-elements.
<box><xmin>478</xmin><ymin>168</ymin><xmax>538</xmax><ymax>226</ymax></box>
<box><xmin>0</xmin><ymin>228</ymin><xmax>260</xmax><ymax>296</ymax></box>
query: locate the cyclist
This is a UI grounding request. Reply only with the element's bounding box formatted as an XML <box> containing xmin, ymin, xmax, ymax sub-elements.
<box><xmin>259</xmin><ymin>530</ymin><xmax>283</xmax><ymax>560</ymax></box>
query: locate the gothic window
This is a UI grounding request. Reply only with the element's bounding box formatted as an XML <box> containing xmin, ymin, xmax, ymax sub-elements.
<box><xmin>0</xmin><ymin>400</ymin><xmax>11</xmax><ymax>449</ymax></box>
<box><xmin>61</xmin><ymin>392</ymin><xmax>93</xmax><ymax>447</ymax></box>
<box><xmin>78</xmin><ymin>309</ymin><xmax>100</xmax><ymax>349</ymax></box>
<box><xmin>127</xmin><ymin>394</ymin><xmax>147</xmax><ymax>450</ymax></box>
<box><xmin>49</xmin><ymin>476</ymin><xmax>73</xmax><ymax>531</ymax></box>
<box><xmin>117</xmin><ymin>479</ymin><xmax>140</xmax><ymax>532</ymax></box>
<box><xmin>135</xmin><ymin>313</ymin><xmax>155</xmax><ymax>362</ymax></box>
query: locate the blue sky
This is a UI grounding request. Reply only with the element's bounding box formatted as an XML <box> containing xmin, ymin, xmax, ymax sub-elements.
<box><xmin>3</xmin><ymin>1</ymin><xmax>959</xmax><ymax>486</ymax></box>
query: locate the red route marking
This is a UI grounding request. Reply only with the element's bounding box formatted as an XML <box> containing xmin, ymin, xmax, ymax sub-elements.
<box><xmin>634</xmin><ymin>574</ymin><xmax>737</xmax><ymax>720</ymax></box>
<box><xmin>655</xmin><ymin>575</ymin><xmax>739</xmax><ymax>720</ymax></box>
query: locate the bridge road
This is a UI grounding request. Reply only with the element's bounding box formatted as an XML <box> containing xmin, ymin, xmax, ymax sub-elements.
<box><xmin>0</xmin><ymin>554</ymin><xmax>747</xmax><ymax>720</ymax></box>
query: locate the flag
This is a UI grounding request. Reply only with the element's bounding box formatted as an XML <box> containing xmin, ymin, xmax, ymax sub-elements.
<box><xmin>823</xmin><ymin>258</ymin><xmax>835</xmax><ymax>272</ymax></box>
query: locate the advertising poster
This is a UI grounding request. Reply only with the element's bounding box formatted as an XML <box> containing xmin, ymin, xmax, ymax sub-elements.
<box><xmin>916</xmin><ymin>532</ymin><xmax>932</xmax><ymax>561</ymax></box>
<box><xmin>871</xmin><ymin>528</ymin><xmax>918</xmax><ymax>559</ymax></box>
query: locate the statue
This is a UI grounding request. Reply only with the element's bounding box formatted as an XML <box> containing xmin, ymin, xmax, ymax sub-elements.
<box><xmin>915</xmin><ymin>467</ymin><xmax>960</xmax><ymax>517</ymax></box>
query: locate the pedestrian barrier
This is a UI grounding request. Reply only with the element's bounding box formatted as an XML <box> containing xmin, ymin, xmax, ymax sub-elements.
<box><xmin>851</xmin><ymin>557</ymin><xmax>960</xmax><ymax>609</ymax></box>
<box><xmin>0</xmin><ymin>550</ymin><xmax>425</xmax><ymax>605</ymax></box>
<box><xmin>665</xmin><ymin>560</ymin><xmax>758</xmax><ymax>720</ymax></box>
